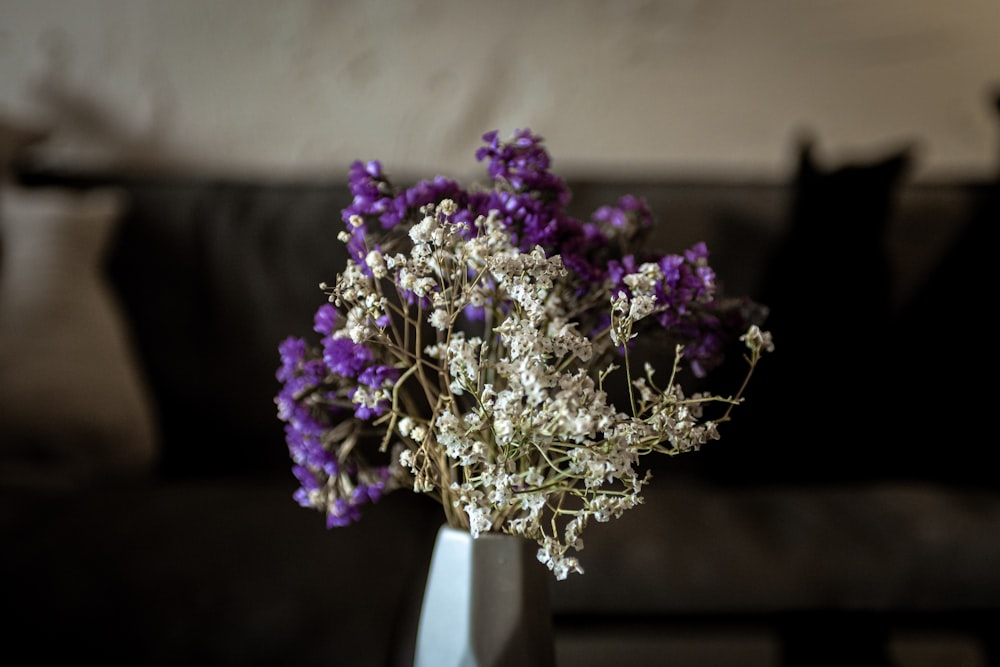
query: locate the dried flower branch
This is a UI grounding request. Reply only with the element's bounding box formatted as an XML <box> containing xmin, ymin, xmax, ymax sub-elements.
<box><xmin>275</xmin><ymin>129</ymin><xmax>773</xmax><ymax>579</ymax></box>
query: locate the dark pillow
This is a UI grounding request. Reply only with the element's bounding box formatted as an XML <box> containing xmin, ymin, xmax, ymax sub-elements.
<box><xmin>695</xmin><ymin>137</ymin><xmax>916</xmax><ymax>485</ymax></box>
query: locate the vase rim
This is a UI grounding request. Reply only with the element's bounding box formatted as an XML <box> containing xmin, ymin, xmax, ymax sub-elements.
<box><xmin>439</xmin><ymin>524</ymin><xmax>528</xmax><ymax>542</ymax></box>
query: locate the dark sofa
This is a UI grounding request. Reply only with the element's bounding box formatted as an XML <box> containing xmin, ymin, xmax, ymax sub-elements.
<box><xmin>2</xmin><ymin>127</ymin><xmax>998</xmax><ymax>666</ymax></box>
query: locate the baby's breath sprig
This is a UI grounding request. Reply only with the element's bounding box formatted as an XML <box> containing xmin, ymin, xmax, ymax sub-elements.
<box><xmin>275</xmin><ymin>129</ymin><xmax>772</xmax><ymax>579</ymax></box>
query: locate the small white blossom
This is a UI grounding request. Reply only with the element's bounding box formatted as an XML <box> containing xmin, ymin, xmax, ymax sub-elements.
<box><xmin>365</xmin><ymin>249</ymin><xmax>387</xmax><ymax>278</ymax></box>
<box><xmin>409</xmin><ymin>215</ymin><xmax>436</xmax><ymax>244</ymax></box>
<box><xmin>398</xmin><ymin>449</ymin><xmax>414</xmax><ymax>468</ymax></box>
<box><xmin>537</xmin><ymin>537</ymin><xmax>584</xmax><ymax>581</ymax></box>
<box><xmin>629</xmin><ymin>294</ymin><xmax>657</xmax><ymax>321</ymax></box>
<box><xmin>741</xmin><ymin>324</ymin><xmax>775</xmax><ymax>354</ymax></box>
<box><xmin>429</xmin><ymin>308</ymin><xmax>450</xmax><ymax>331</ymax></box>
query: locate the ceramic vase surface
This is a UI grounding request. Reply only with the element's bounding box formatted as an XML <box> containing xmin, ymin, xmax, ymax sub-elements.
<box><xmin>414</xmin><ymin>524</ymin><xmax>556</xmax><ymax>667</ymax></box>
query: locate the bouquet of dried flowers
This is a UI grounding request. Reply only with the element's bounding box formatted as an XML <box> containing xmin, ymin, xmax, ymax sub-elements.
<box><xmin>275</xmin><ymin>129</ymin><xmax>772</xmax><ymax>579</ymax></box>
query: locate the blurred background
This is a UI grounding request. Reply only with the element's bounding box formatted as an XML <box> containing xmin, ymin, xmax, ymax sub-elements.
<box><xmin>1</xmin><ymin>0</ymin><xmax>998</xmax><ymax>181</ymax></box>
<box><xmin>2</xmin><ymin>2</ymin><xmax>999</xmax><ymax>666</ymax></box>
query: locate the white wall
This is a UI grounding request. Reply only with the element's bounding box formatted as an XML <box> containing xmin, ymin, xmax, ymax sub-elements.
<box><xmin>1</xmin><ymin>0</ymin><xmax>997</xmax><ymax>181</ymax></box>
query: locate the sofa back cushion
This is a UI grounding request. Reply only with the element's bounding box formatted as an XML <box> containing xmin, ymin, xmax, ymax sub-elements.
<box><xmin>101</xmin><ymin>178</ymin><xmax>351</xmax><ymax>478</ymax></box>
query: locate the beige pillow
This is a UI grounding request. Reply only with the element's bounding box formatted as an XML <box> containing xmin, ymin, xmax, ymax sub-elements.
<box><xmin>0</xmin><ymin>185</ymin><xmax>158</xmax><ymax>490</ymax></box>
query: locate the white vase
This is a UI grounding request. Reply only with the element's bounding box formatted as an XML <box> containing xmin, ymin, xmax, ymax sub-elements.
<box><xmin>414</xmin><ymin>524</ymin><xmax>556</xmax><ymax>667</ymax></box>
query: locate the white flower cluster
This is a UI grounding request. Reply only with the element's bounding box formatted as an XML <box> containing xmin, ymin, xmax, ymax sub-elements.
<box><xmin>321</xmin><ymin>198</ymin><xmax>772</xmax><ymax>579</ymax></box>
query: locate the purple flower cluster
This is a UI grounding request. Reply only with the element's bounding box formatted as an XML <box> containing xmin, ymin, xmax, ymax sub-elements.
<box><xmin>342</xmin><ymin>130</ymin><xmax>596</xmax><ymax>289</ymax></box>
<box><xmin>274</xmin><ymin>305</ymin><xmax>400</xmax><ymax>527</ymax></box>
<box><xmin>592</xmin><ymin>193</ymin><xmax>655</xmax><ymax>234</ymax></box>
<box><xmin>475</xmin><ymin>129</ymin><xmax>570</xmax><ymax>204</ymax></box>
<box><xmin>605</xmin><ymin>241</ymin><xmax>729</xmax><ymax>375</ymax></box>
